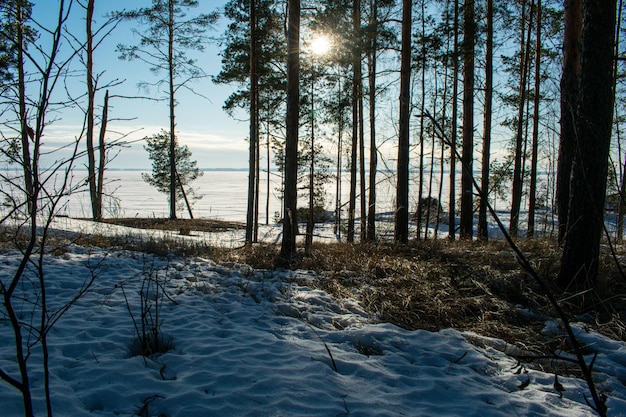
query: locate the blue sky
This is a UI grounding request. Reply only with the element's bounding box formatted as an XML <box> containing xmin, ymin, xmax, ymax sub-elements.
<box><xmin>30</xmin><ymin>0</ymin><xmax>250</xmax><ymax>169</ymax></box>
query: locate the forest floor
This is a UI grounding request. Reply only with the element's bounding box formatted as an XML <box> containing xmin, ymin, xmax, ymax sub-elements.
<box><xmin>93</xmin><ymin>217</ymin><xmax>626</xmax><ymax>361</ymax></box>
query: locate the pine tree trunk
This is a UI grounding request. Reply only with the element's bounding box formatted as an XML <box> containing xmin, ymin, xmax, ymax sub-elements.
<box><xmin>266</xmin><ymin>116</ymin><xmax>271</xmax><ymax>226</ymax></box>
<box><xmin>528</xmin><ymin>0</ymin><xmax>541</xmax><ymax>238</ymax></box>
<box><xmin>416</xmin><ymin>0</ymin><xmax>426</xmax><ymax>240</ymax></box>
<box><xmin>557</xmin><ymin>0</ymin><xmax>582</xmax><ymax>244</ymax></box>
<box><xmin>510</xmin><ymin>0</ymin><xmax>534</xmax><ymax>238</ymax></box>
<box><xmin>348</xmin><ymin>0</ymin><xmax>360</xmax><ymax>243</ymax></box>
<box><xmin>358</xmin><ymin>60</ymin><xmax>366</xmax><ymax>242</ymax></box>
<box><xmin>449</xmin><ymin>0</ymin><xmax>459</xmax><ymax>240</ymax></box>
<box><xmin>395</xmin><ymin>0</ymin><xmax>412</xmax><ymax>244</ymax></box>
<box><xmin>168</xmin><ymin>0</ymin><xmax>177</xmax><ymax>220</ymax></box>
<box><xmin>280</xmin><ymin>0</ymin><xmax>300</xmax><ymax>259</ymax></box>
<box><xmin>334</xmin><ymin>74</ymin><xmax>344</xmax><ymax>238</ymax></box>
<box><xmin>425</xmin><ymin>69</ymin><xmax>437</xmax><ymax>239</ymax></box>
<box><xmin>306</xmin><ymin>72</ymin><xmax>315</xmax><ymax>253</ymax></box>
<box><xmin>615</xmin><ymin>1</ymin><xmax>624</xmax><ymax>242</ymax></box>
<box><xmin>254</xmin><ymin>111</ymin><xmax>260</xmax><ymax>242</ymax></box>
<box><xmin>558</xmin><ymin>0</ymin><xmax>617</xmax><ymax>289</ymax></box>
<box><xmin>478</xmin><ymin>0</ymin><xmax>493</xmax><ymax>239</ymax></box>
<box><xmin>366</xmin><ymin>0</ymin><xmax>377</xmax><ymax>242</ymax></box>
<box><xmin>246</xmin><ymin>0</ymin><xmax>258</xmax><ymax>244</ymax></box>
<box><xmin>460</xmin><ymin>0</ymin><xmax>474</xmax><ymax>240</ymax></box>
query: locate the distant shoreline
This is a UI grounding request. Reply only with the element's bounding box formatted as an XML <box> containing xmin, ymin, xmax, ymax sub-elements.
<box><xmin>107</xmin><ymin>167</ymin><xmax>250</xmax><ymax>172</ymax></box>
<box><xmin>0</xmin><ymin>167</ymin><xmax>250</xmax><ymax>172</ymax></box>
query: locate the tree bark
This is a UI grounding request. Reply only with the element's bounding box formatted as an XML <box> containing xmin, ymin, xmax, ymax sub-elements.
<box><xmin>527</xmin><ymin>0</ymin><xmax>541</xmax><ymax>238</ymax></box>
<box><xmin>246</xmin><ymin>0</ymin><xmax>258</xmax><ymax>244</ymax></box>
<box><xmin>615</xmin><ymin>0</ymin><xmax>624</xmax><ymax>242</ymax></box>
<box><xmin>557</xmin><ymin>0</ymin><xmax>582</xmax><ymax>244</ymax></box>
<box><xmin>416</xmin><ymin>0</ymin><xmax>426</xmax><ymax>240</ymax></box>
<box><xmin>168</xmin><ymin>0</ymin><xmax>177</xmax><ymax>219</ymax></box>
<box><xmin>305</xmin><ymin>70</ymin><xmax>315</xmax><ymax>253</ymax></box>
<box><xmin>358</xmin><ymin>52</ymin><xmax>366</xmax><ymax>242</ymax></box>
<box><xmin>348</xmin><ymin>0</ymin><xmax>360</xmax><ymax>243</ymax></box>
<box><xmin>449</xmin><ymin>0</ymin><xmax>459</xmax><ymax>240</ymax></box>
<box><xmin>558</xmin><ymin>0</ymin><xmax>617</xmax><ymax>289</ymax></box>
<box><xmin>366</xmin><ymin>0</ymin><xmax>377</xmax><ymax>242</ymax></box>
<box><xmin>96</xmin><ymin>90</ymin><xmax>109</xmax><ymax>219</ymax></box>
<box><xmin>334</xmin><ymin>72</ymin><xmax>344</xmax><ymax>238</ymax></box>
<box><xmin>509</xmin><ymin>0</ymin><xmax>534</xmax><ymax>238</ymax></box>
<box><xmin>395</xmin><ymin>0</ymin><xmax>412</xmax><ymax>244</ymax></box>
<box><xmin>478</xmin><ymin>0</ymin><xmax>493</xmax><ymax>239</ymax></box>
<box><xmin>86</xmin><ymin>0</ymin><xmax>100</xmax><ymax>220</ymax></box>
<box><xmin>460</xmin><ymin>0</ymin><xmax>474</xmax><ymax>240</ymax></box>
<box><xmin>280</xmin><ymin>0</ymin><xmax>300</xmax><ymax>259</ymax></box>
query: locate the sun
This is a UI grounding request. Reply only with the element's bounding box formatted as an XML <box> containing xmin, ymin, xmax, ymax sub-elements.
<box><xmin>310</xmin><ymin>34</ymin><xmax>331</xmax><ymax>56</ymax></box>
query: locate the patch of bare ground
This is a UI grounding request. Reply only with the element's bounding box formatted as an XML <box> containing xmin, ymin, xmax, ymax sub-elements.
<box><xmin>97</xmin><ymin>217</ymin><xmax>245</xmax><ymax>233</ymax></box>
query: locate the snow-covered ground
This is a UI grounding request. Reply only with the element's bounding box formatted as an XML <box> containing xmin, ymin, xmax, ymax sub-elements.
<box><xmin>2</xmin><ymin>241</ymin><xmax>626</xmax><ymax>416</ymax></box>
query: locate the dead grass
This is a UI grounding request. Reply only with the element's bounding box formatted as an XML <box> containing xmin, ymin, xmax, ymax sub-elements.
<box><xmin>219</xmin><ymin>237</ymin><xmax>626</xmax><ymax>356</ymax></box>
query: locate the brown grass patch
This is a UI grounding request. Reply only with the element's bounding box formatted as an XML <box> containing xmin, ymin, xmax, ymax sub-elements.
<box><xmin>218</xmin><ymin>238</ymin><xmax>626</xmax><ymax>355</ymax></box>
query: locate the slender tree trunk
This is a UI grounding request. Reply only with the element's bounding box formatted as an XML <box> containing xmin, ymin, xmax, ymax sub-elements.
<box><xmin>96</xmin><ymin>90</ymin><xmax>109</xmax><ymax>216</ymax></box>
<box><xmin>460</xmin><ymin>0</ymin><xmax>474</xmax><ymax>239</ymax></box>
<box><xmin>168</xmin><ymin>0</ymin><xmax>177</xmax><ymax>219</ymax></box>
<box><xmin>435</xmin><ymin>5</ymin><xmax>451</xmax><ymax>239</ymax></box>
<box><xmin>615</xmin><ymin>0</ymin><xmax>624</xmax><ymax>241</ymax></box>
<box><xmin>86</xmin><ymin>0</ymin><xmax>100</xmax><ymax>220</ymax></box>
<box><xmin>280</xmin><ymin>0</ymin><xmax>300</xmax><ymax>259</ymax></box>
<box><xmin>616</xmin><ymin>145</ymin><xmax>626</xmax><ymax>242</ymax></box>
<box><xmin>528</xmin><ymin>0</ymin><xmax>541</xmax><ymax>238</ymax></box>
<box><xmin>254</xmin><ymin>112</ymin><xmax>260</xmax><ymax>242</ymax></box>
<box><xmin>246</xmin><ymin>0</ymin><xmax>258</xmax><ymax>244</ymax></box>
<box><xmin>557</xmin><ymin>0</ymin><xmax>582</xmax><ymax>244</ymax></box>
<box><xmin>558</xmin><ymin>0</ymin><xmax>617</xmax><ymax>290</ymax></box>
<box><xmin>425</xmin><ymin>68</ymin><xmax>437</xmax><ymax>239</ymax></box>
<box><xmin>176</xmin><ymin>169</ymin><xmax>194</xmax><ymax>218</ymax></box>
<box><xmin>417</xmin><ymin>0</ymin><xmax>426</xmax><ymax>240</ymax></box>
<box><xmin>306</xmin><ymin>71</ymin><xmax>315</xmax><ymax>253</ymax></box>
<box><xmin>449</xmin><ymin>0</ymin><xmax>459</xmax><ymax>240</ymax></box>
<box><xmin>348</xmin><ymin>0</ymin><xmax>360</xmax><ymax>243</ymax></box>
<box><xmin>395</xmin><ymin>0</ymin><xmax>412</xmax><ymax>244</ymax></box>
<box><xmin>335</xmin><ymin>70</ymin><xmax>344</xmax><ymax>239</ymax></box>
<box><xmin>366</xmin><ymin>0</ymin><xmax>377</xmax><ymax>242</ymax></box>
<box><xmin>478</xmin><ymin>0</ymin><xmax>493</xmax><ymax>239</ymax></box>
<box><xmin>510</xmin><ymin>0</ymin><xmax>534</xmax><ymax>237</ymax></box>
<box><xmin>358</xmin><ymin>56</ymin><xmax>366</xmax><ymax>242</ymax></box>
<box><xmin>266</xmin><ymin>116</ymin><xmax>270</xmax><ymax>225</ymax></box>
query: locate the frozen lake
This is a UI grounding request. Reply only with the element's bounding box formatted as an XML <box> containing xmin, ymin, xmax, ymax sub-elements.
<box><xmin>2</xmin><ymin>168</ymin><xmax>575</xmax><ymax>240</ymax></box>
<box><xmin>51</xmin><ymin>169</ymin><xmax>404</xmax><ymax>223</ymax></box>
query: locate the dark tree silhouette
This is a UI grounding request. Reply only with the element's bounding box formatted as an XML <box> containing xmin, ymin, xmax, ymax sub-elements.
<box><xmin>558</xmin><ymin>0</ymin><xmax>617</xmax><ymax>289</ymax></box>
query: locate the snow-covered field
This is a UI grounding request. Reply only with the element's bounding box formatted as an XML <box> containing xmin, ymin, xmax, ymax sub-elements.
<box><xmin>2</xmin><ymin>244</ymin><xmax>626</xmax><ymax>416</ymax></box>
